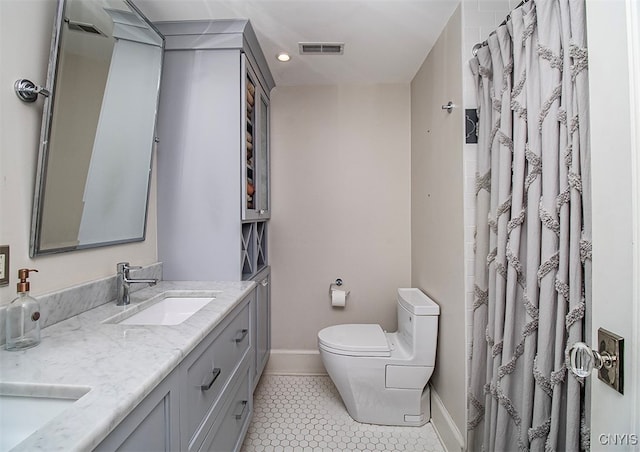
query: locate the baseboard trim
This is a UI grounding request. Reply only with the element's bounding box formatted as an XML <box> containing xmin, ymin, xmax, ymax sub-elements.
<box><xmin>430</xmin><ymin>387</ymin><xmax>465</xmax><ymax>452</ymax></box>
<box><xmin>264</xmin><ymin>349</ymin><xmax>327</xmax><ymax>376</ymax></box>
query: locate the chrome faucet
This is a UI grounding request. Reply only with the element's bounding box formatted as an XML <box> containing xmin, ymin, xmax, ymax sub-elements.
<box><xmin>116</xmin><ymin>262</ymin><xmax>158</xmax><ymax>306</ymax></box>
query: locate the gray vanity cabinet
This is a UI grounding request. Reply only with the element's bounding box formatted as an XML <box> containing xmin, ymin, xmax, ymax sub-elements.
<box><xmin>199</xmin><ymin>362</ymin><xmax>253</xmax><ymax>451</ymax></box>
<box><xmin>252</xmin><ymin>266</ymin><xmax>271</xmax><ymax>389</ymax></box>
<box><xmin>180</xmin><ymin>297</ymin><xmax>253</xmax><ymax>451</ymax></box>
<box><xmin>94</xmin><ymin>291</ymin><xmax>255</xmax><ymax>452</ymax></box>
<box><xmin>155</xmin><ymin>20</ymin><xmax>274</xmax><ymax>282</ymax></box>
<box><xmin>94</xmin><ymin>370</ymin><xmax>180</xmax><ymax>452</ymax></box>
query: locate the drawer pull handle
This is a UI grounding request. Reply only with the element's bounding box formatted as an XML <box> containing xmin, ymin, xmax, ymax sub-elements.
<box><xmin>200</xmin><ymin>368</ymin><xmax>221</xmax><ymax>391</ymax></box>
<box><xmin>234</xmin><ymin>329</ymin><xmax>249</xmax><ymax>343</ymax></box>
<box><xmin>234</xmin><ymin>400</ymin><xmax>248</xmax><ymax>420</ymax></box>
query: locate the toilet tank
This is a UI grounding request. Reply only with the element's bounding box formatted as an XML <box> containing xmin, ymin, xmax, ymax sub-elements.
<box><xmin>397</xmin><ymin>288</ymin><xmax>439</xmax><ymax>363</ymax></box>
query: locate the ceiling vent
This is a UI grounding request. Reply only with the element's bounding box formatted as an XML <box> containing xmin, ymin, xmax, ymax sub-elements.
<box><xmin>298</xmin><ymin>42</ymin><xmax>345</xmax><ymax>55</ymax></box>
<box><xmin>65</xmin><ymin>19</ymin><xmax>106</xmax><ymax>37</ymax></box>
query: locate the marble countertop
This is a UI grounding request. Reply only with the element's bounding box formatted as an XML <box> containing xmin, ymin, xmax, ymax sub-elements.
<box><xmin>0</xmin><ymin>280</ymin><xmax>256</xmax><ymax>452</ymax></box>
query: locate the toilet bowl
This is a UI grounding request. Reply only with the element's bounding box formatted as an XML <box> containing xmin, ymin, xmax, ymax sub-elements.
<box><xmin>318</xmin><ymin>288</ymin><xmax>439</xmax><ymax>426</ymax></box>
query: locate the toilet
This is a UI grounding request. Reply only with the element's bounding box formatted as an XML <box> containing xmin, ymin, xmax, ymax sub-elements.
<box><xmin>317</xmin><ymin>288</ymin><xmax>439</xmax><ymax>427</ymax></box>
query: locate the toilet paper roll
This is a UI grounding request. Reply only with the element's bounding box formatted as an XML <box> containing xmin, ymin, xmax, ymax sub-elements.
<box><xmin>331</xmin><ymin>288</ymin><xmax>347</xmax><ymax>307</ymax></box>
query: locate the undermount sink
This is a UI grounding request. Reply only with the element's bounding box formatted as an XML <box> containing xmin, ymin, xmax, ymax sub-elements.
<box><xmin>104</xmin><ymin>291</ymin><xmax>220</xmax><ymax>326</ymax></box>
<box><xmin>0</xmin><ymin>383</ymin><xmax>89</xmax><ymax>452</ymax></box>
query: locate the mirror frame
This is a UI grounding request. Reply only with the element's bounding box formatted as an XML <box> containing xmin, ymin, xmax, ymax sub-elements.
<box><xmin>30</xmin><ymin>0</ymin><xmax>164</xmax><ymax>257</ymax></box>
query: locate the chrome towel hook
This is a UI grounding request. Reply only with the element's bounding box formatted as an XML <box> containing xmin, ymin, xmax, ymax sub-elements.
<box><xmin>14</xmin><ymin>79</ymin><xmax>50</xmax><ymax>103</ymax></box>
<box><xmin>441</xmin><ymin>101</ymin><xmax>455</xmax><ymax>113</ymax></box>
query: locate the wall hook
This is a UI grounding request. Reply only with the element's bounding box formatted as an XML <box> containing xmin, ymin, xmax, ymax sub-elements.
<box><xmin>14</xmin><ymin>79</ymin><xmax>50</xmax><ymax>103</ymax></box>
<box><xmin>441</xmin><ymin>101</ymin><xmax>455</xmax><ymax>114</ymax></box>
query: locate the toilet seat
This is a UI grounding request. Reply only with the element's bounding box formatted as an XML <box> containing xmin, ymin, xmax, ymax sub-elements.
<box><xmin>318</xmin><ymin>324</ymin><xmax>390</xmax><ymax>357</ymax></box>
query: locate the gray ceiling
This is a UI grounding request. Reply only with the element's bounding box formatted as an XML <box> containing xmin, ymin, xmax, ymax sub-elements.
<box><xmin>134</xmin><ymin>0</ymin><xmax>460</xmax><ymax>86</ymax></box>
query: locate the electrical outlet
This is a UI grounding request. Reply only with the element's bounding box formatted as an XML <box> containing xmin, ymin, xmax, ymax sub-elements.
<box><xmin>0</xmin><ymin>245</ymin><xmax>8</xmax><ymax>286</ymax></box>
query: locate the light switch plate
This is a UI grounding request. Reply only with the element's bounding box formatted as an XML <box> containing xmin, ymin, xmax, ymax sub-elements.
<box><xmin>0</xmin><ymin>245</ymin><xmax>8</xmax><ymax>286</ymax></box>
<box><xmin>597</xmin><ymin>328</ymin><xmax>624</xmax><ymax>394</ymax></box>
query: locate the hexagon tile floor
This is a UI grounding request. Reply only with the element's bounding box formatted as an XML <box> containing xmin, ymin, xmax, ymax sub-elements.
<box><xmin>241</xmin><ymin>375</ymin><xmax>445</xmax><ymax>452</ymax></box>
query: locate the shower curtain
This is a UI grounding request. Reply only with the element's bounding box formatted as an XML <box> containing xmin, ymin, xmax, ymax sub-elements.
<box><xmin>467</xmin><ymin>0</ymin><xmax>591</xmax><ymax>451</ymax></box>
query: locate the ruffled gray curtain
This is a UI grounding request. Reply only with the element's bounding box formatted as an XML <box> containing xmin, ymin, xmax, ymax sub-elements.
<box><xmin>467</xmin><ymin>0</ymin><xmax>592</xmax><ymax>450</ymax></box>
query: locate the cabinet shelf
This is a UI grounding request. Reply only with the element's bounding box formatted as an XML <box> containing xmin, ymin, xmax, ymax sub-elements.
<box><xmin>241</xmin><ymin>221</ymin><xmax>267</xmax><ymax>281</ymax></box>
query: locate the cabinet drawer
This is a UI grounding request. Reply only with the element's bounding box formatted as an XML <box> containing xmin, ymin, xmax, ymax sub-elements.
<box><xmin>185</xmin><ymin>302</ymin><xmax>251</xmax><ymax>446</ymax></box>
<box><xmin>200</xmin><ymin>363</ymin><xmax>252</xmax><ymax>452</ymax></box>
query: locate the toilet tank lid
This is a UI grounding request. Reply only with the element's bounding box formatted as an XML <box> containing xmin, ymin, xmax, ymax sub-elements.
<box><xmin>397</xmin><ymin>288</ymin><xmax>440</xmax><ymax>315</ymax></box>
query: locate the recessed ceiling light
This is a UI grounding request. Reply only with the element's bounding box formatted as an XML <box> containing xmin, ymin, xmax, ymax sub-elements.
<box><xmin>276</xmin><ymin>52</ymin><xmax>291</xmax><ymax>62</ymax></box>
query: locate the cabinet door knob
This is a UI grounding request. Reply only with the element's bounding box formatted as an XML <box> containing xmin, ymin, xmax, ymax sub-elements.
<box><xmin>200</xmin><ymin>368</ymin><xmax>221</xmax><ymax>390</ymax></box>
<box><xmin>259</xmin><ymin>209</ymin><xmax>266</xmax><ymax>215</ymax></box>
<box><xmin>261</xmin><ymin>279</ymin><xmax>269</xmax><ymax>287</ymax></box>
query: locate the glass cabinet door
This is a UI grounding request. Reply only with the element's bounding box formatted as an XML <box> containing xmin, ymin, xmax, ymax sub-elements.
<box><xmin>242</xmin><ymin>59</ymin><xmax>258</xmax><ymax>220</ymax></box>
<box><xmin>257</xmin><ymin>92</ymin><xmax>270</xmax><ymax>218</ymax></box>
<box><xmin>242</xmin><ymin>57</ymin><xmax>270</xmax><ymax>221</ymax></box>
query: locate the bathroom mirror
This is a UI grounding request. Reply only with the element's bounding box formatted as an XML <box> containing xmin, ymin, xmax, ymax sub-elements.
<box><xmin>30</xmin><ymin>0</ymin><xmax>164</xmax><ymax>256</ymax></box>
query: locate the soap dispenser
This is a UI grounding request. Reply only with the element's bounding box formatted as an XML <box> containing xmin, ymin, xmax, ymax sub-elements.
<box><xmin>6</xmin><ymin>268</ymin><xmax>41</xmax><ymax>351</ymax></box>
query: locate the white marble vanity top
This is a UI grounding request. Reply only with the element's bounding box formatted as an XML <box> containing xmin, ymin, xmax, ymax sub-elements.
<box><xmin>0</xmin><ymin>280</ymin><xmax>255</xmax><ymax>451</ymax></box>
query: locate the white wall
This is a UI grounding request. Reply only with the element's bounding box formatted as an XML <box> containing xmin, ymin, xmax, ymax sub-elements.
<box><xmin>269</xmin><ymin>84</ymin><xmax>412</xmax><ymax>364</ymax></box>
<box><xmin>586</xmin><ymin>0</ymin><xmax>640</xmax><ymax>441</ymax></box>
<box><xmin>410</xmin><ymin>5</ymin><xmax>466</xmax><ymax>448</ymax></box>
<box><xmin>0</xmin><ymin>0</ymin><xmax>157</xmax><ymax>305</ymax></box>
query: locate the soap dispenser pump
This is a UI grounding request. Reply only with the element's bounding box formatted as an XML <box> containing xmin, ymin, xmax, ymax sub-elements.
<box><xmin>6</xmin><ymin>268</ymin><xmax>41</xmax><ymax>351</ymax></box>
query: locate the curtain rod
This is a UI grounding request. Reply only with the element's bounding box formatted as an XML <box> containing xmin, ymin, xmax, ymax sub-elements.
<box><xmin>471</xmin><ymin>0</ymin><xmax>530</xmax><ymax>56</ymax></box>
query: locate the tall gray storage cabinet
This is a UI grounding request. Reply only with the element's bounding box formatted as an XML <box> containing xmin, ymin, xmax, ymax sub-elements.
<box><xmin>155</xmin><ymin>20</ymin><xmax>274</xmax><ymax>282</ymax></box>
<box><xmin>155</xmin><ymin>20</ymin><xmax>273</xmax><ymax>396</ymax></box>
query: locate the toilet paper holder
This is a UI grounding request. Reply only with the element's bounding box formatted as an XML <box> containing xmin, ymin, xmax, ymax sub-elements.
<box><xmin>329</xmin><ymin>279</ymin><xmax>350</xmax><ymax>296</ymax></box>
<box><xmin>329</xmin><ymin>278</ymin><xmax>349</xmax><ymax>307</ymax></box>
